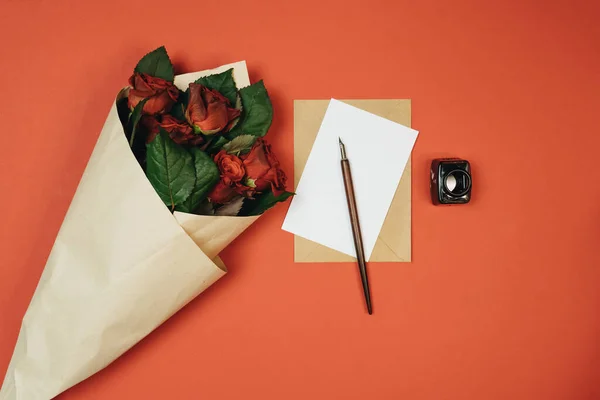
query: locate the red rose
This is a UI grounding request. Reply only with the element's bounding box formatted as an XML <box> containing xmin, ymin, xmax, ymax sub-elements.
<box><xmin>208</xmin><ymin>151</ymin><xmax>253</xmax><ymax>204</ymax></box>
<box><xmin>140</xmin><ymin>115</ymin><xmax>161</xmax><ymax>143</ymax></box>
<box><xmin>242</xmin><ymin>139</ymin><xmax>287</xmax><ymax>196</ymax></box>
<box><xmin>128</xmin><ymin>73</ymin><xmax>179</xmax><ymax>115</ymax></box>
<box><xmin>160</xmin><ymin>115</ymin><xmax>203</xmax><ymax>146</ymax></box>
<box><xmin>214</xmin><ymin>151</ymin><xmax>245</xmax><ymax>185</ymax></box>
<box><xmin>185</xmin><ymin>83</ymin><xmax>241</xmax><ymax>135</ymax></box>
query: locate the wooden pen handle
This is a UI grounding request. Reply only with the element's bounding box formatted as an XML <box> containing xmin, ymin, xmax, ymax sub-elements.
<box><xmin>341</xmin><ymin>159</ymin><xmax>372</xmax><ymax>314</ymax></box>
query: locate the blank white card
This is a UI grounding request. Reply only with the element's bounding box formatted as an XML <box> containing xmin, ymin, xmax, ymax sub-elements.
<box><xmin>282</xmin><ymin>99</ymin><xmax>419</xmax><ymax>261</ymax></box>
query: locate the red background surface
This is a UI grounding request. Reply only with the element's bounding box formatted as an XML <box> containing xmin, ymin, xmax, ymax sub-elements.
<box><xmin>1</xmin><ymin>1</ymin><xmax>600</xmax><ymax>399</ymax></box>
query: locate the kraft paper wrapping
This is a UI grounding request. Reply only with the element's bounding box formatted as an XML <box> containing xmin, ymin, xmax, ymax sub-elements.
<box><xmin>0</xmin><ymin>61</ymin><xmax>258</xmax><ymax>400</ymax></box>
<box><xmin>293</xmin><ymin>100</ymin><xmax>412</xmax><ymax>263</ymax></box>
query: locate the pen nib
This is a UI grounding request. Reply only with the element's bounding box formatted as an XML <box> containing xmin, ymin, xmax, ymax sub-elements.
<box><xmin>339</xmin><ymin>138</ymin><xmax>347</xmax><ymax>160</ymax></box>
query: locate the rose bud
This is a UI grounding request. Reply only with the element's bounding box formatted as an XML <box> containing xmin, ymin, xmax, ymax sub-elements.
<box><xmin>185</xmin><ymin>83</ymin><xmax>241</xmax><ymax>135</ymax></box>
<box><xmin>242</xmin><ymin>139</ymin><xmax>287</xmax><ymax>196</ymax></box>
<box><xmin>128</xmin><ymin>73</ymin><xmax>179</xmax><ymax>115</ymax></box>
<box><xmin>160</xmin><ymin>115</ymin><xmax>204</xmax><ymax>146</ymax></box>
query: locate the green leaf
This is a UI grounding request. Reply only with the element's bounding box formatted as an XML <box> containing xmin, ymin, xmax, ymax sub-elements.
<box><xmin>227</xmin><ymin>81</ymin><xmax>272</xmax><ymax>138</ymax></box>
<box><xmin>240</xmin><ymin>190</ymin><xmax>294</xmax><ymax>216</ymax></box>
<box><xmin>175</xmin><ymin>148</ymin><xmax>220</xmax><ymax>213</ymax></box>
<box><xmin>205</xmin><ymin>136</ymin><xmax>229</xmax><ymax>154</ymax></box>
<box><xmin>226</xmin><ymin>94</ymin><xmax>243</xmax><ymax>132</ymax></box>
<box><xmin>134</xmin><ymin>46</ymin><xmax>174</xmax><ymax>82</ymax></box>
<box><xmin>170</xmin><ymin>87</ymin><xmax>190</xmax><ymax>121</ymax></box>
<box><xmin>195</xmin><ymin>200</ymin><xmax>216</xmax><ymax>215</ymax></box>
<box><xmin>124</xmin><ymin>98</ymin><xmax>149</xmax><ymax>167</ymax></box>
<box><xmin>146</xmin><ymin>129</ymin><xmax>196</xmax><ymax>210</ymax></box>
<box><xmin>128</xmin><ymin>98</ymin><xmax>148</xmax><ymax>147</ymax></box>
<box><xmin>222</xmin><ymin>134</ymin><xmax>256</xmax><ymax>155</ymax></box>
<box><xmin>194</xmin><ymin>69</ymin><xmax>238</xmax><ymax>105</ymax></box>
<box><xmin>215</xmin><ymin>196</ymin><xmax>244</xmax><ymax>216</ymax></box>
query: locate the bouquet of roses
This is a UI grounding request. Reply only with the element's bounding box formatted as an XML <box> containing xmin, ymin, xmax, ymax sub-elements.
<box><xmin>0</xmin><ymin>47</ymin><xmax>291</xmax><ymax>400</ymax></box>
<box><xmin>123</xmin><ymin>46</ymin><xmax>292</xmax><ymax>216</ymax></box>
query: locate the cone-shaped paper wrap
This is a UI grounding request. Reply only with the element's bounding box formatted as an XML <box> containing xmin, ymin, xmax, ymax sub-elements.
<box><xmin>1</xmin><ymin>62</ymin><xmax>258</xmax><ymax>400</ymax></box>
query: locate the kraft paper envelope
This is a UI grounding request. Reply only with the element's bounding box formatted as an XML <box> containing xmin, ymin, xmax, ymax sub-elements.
<box><xmin>293</xmin><ymin>99</ymin><xmax>412</xmax><ymax>263</ymax></box>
